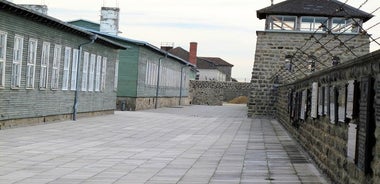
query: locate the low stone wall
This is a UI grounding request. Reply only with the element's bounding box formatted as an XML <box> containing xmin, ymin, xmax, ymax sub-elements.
<box><xmin>116</xmin><ymin>96</ymin><xmax>191</xmax><ymax>111</ymax></box>
<box><xmin>274</xmin><ymin>50</ymin><xmax>380</xmax><ymax>184</ymax></box>
<box><xmin>189</xmin><ymin>80</ymin><xmax>252</xmax><ymax>105</ymax></box>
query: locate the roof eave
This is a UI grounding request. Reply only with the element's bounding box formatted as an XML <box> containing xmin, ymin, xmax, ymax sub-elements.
<box><xmin>84</xmin><ymin>30</ymin><xmax>195</xmax><ymax>67</ymax></box>
<box><xmin>257</xmin><ymin>11</ymin><xmax>373</xmax><ymax>22</ymax></box>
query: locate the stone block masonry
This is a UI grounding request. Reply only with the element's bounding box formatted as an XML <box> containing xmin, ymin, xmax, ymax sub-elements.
<box><xmin>248</xmin><ymin>31</ymin><xmax>370</xmax><ymax>118</ymax></box>
<box><xmin>189</xmin><ymin>80</ymin><xmax>253</xmax><ymax>105</ymax></box>
<box><xmin>116</xmin><ymin>97</ymin><xmax>192</xmax><ymax>111</ymax></box>
<box><xmin>274</xmin><ymin>50</ymin><xmax>380</xmax><ymax>184</ymax></box>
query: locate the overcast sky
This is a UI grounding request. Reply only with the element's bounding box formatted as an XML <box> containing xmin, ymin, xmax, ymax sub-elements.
<box><xmin>11</xmin><ymin>0</ymin><xmax>380</xmax><ymax>82</ymax></box>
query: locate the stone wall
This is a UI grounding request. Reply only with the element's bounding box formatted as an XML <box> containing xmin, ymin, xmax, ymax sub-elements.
<box><xmin>274</xmin><ymin>50</ymin><xmax>380</xmax><ymax>184</ymax></box>
<box><xmin>249</xmin><ymin>31</ymin><xmax>370</xmax><ymax>117</ymax></box>
<box><xmin>189</xmin><ymin>80</ymin><xmax>252</xmax><ymax>105</ymax></box>
<box><xmin>116</xmin><ymin>96</ymin><xmax>191</xmax><ymax>111</ymax></box>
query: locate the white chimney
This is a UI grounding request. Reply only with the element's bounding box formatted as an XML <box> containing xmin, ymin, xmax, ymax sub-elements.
<box><xmin>100</xmin><ymin>7</ymin><xmax>120</xmax><ymax>36</ymax></box>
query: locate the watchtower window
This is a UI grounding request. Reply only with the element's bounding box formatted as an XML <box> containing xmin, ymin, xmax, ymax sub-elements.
<box><xmin>300</xmin><ymin>17</ymin><xmax>328</xmax><ymax>32</ymax></box>
<box><xmin>332</xmin><ymin>18</ymin><xmax>360</xmax><ymax>33</ymax></box>
<box><xmin>268</xmin><ymin>15</ymin><xmax>296</xmax><ymax>31</ymax></box>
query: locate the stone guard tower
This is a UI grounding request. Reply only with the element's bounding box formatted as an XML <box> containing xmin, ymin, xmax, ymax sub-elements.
<box><xmin>248</xmin><ymin>0</ymin><xmax>373</xmax><ymax>117</ymax></box>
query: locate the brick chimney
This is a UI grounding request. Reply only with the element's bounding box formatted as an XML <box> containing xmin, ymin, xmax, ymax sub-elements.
<box><xmin>189</xmin><ymin>42</ymin><xmax>198</xmax><ymax>65</ymax></box>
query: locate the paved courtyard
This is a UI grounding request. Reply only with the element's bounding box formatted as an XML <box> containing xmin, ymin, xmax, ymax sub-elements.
<box><xmin>0</xmin><ymin>104</ymin><xmax>329</xmax><ymax>184</ymax></box>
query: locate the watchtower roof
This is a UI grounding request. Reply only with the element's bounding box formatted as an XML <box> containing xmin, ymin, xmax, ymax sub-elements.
<box><xmin>257</xmin><ymin>0</ymin><xmax>373</xmax><ymax>22</ymax></box>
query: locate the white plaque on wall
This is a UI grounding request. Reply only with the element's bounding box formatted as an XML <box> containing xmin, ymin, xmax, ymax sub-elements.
<box><xmin>318</xmin><ymin>86</ymin><xmax>324</xmax><ymax>116</ymax></box>
<box><xmin>346</xmin><ymin>80</ymin><xmax>355</xmax><ymax>119</ymax></box>
<box><xmin>300</xmin><ymin>90</ymin><xmax>307</xmax><ymax>120</ymax></box>
<box><xmin>311</xmin><ymin>82</ymin><xmax>318</xmax><ymax>118</ymax></box>
<box><xmin>338</xmin><ymin>86</ymin><xmax>346</xmax><ymax>123</ymax></box>
<box><xmin>324</xmin><ymin>86</ymin><xmax>329</xmax><ymax>115</ymax></box>
<box><xmin>330</xmin><ymin>87</ymin><xmax>336</xmax><ymax>124</ymax></box>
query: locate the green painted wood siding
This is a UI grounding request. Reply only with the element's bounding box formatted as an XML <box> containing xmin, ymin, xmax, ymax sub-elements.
<box><xmin>0</xmin><ymin>10</ymin><xmax>119</xmax><ymax>121</ymax></box>
<box><xmin>117</xmin><ymin>43</ymin><xmax>139</xmax><ymax>97</ymax></box>
<box><xmin>137</xmin><ymin>47</ymin><xmax>192</xmax><ymax>97</ymax></box>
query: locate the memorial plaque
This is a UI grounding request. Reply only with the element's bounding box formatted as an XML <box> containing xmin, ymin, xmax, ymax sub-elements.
<box><xmin>346</xmin><ymin>80</ymin><xmax>355</xmax><ymax>119</ymax></box>
<box><xmin>318</xmin><ymin>86</ymin><xmax>324</xmax><ymax>116</ymax></box>
<box><xmin>292</xmin><ymin>92</ymin><xmax>300</xmax><ymax>120</ymax></box>
<box><xmin>338</xmin><ymin>86</ymin><xmax>346</xmax><ymax>123</ymax></box>
<box><xmin>300</xmin><ymin>90</ymin><xmax>307</xmax><ymax>120</ymax></box>
<box><xmin>311</xmin><ymin>83</ymin><xmax>318</xmax><ymax>118</ymax></box>
<box><xmin>324</xmin><ymin>86</ymin><xmax>330</xmax><ymax>116</ymax></box>
<box><xmin>288</xmin><ymin>89</ymin><xmax>293</xmax><ymax>114</ymax></box>
<box><xmin>330</xmin><ymin>86</ymin><xmax>336</xmax><ymax>124</ymax></box>
<box><xmin>357</xmin><ymin>76</ymin><xmax>375</xmax><ymax>173</ymax></box>
<box><xmin>347</xmin><ymin>123</ymin><xmax>358</xmax><ymax>161</ymax></box>
<box><xmin>291</xmin><ymin>92</ymin><xmax>296</xmax><ymax>119</ymax></box>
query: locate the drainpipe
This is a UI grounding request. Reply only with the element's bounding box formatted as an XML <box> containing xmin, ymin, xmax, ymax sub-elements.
<box><xmin>73</xmin><ymin>34</ymin><xmax>97</xmax><ymax>121</ymax></box>
<box><xmin>155</xmin><ymin>53</ymin><xmax>167</xmax><ymax>109</ymax></box>
<box><xmin>179</xmin><ymin>64</ymin><xmax>189</xmax><ymax>106</ymax></box>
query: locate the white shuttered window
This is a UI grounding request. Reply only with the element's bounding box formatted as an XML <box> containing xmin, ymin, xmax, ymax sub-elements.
<box><xmin>95</xmin><ymin>55</ymin><xmax>101</xmax><ymax>92</ymax></box>
<box><xmin>39</xmin><ymin>42</ymin><xmax>50</xmax><ymax>89</ymax></box>
<box><xmin>12</xmin><ymin>35</ymin><xmax>23</xmax><ymax>88</ymax></box>
<box><xmin>62</xmin><ymin>47</ymin><xmax>71</xmax><ymax>90</ymax></box>
<box><xmin>51</xmin><ymin>45</ymin><xmax>61</xmax><ymax>89</ymax></box>
<box><xmin>81</xmin><ymin>52</ymin><xmax>89</xmax><ymax>91</ymax></box>
<box><xmin>0</xmin><ymin>31</ymin><xmax>6</xmax><ymax>87</ymax></box>
<box><xmin>101</xmin><ymin>57</ymin><xmax>107</xmax><ymax>91</ymax></box>
<box><xmin>26</xmin><ymin>38</ymin><xmax>37</xmax><ymax>89</ymax></box>
<box><xmin>88</xmin><ymin>54</ymin><xmax>96</xmax><ymax>92</ymax></box>
<box><xmin>70</xmin><ymin>49</ymin><xmax>79</xmax><ymax>90</ymax></box>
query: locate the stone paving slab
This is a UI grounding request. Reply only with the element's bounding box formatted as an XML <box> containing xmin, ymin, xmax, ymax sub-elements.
<box><xmin>0</xmin><ymin>104</ymin><xmax>329</xmax><ymax>184</ymax></box>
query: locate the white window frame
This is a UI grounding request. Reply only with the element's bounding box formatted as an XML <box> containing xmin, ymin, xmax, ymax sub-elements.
<box><xmin>62</xmin><ymin>47</ymin><xmax>71</xmax><ymax>90</ymax></box>
<box><xmin>101</xmin><ymin>57</ymin><xmax>107</xmax><ymax>91</ymax></box>
<box><xmin>95</xmin><ymin>55</ymin><xmax>102</xmax><ymax>92</ymax></box>
<box><xmin>114</xmin><ymin>59</ymin><xmax>119</xmax><ymax>91</ymax></box>
<box><xmin>51</xmin><ymin>44</ymin><xmax>61</xmax><ymax>90</ymax></box>
<box><xmin>268</xmin><ymin>15</ymin><xmax>297</xmax><ymax>31</ymax></box>
<box><xmin>300</xmin><ymin>16</ymin><xmax>328</xmax><ymax>32</ymax></box>
<box><xmin>150</xmin><ymin>62</ymin><xmax>157</xmax><ymax>86</ymax></box>
<box><xmin>88</xmin><ymin>54</ymin><xmax>96</xmax><ymax>92</ymax></box>
<box><xmin>331</xmin><ymin>18</ymin><xmax>360</xmax><ymax>33</ymax></box>
<box><xmin>70</xmin><ymin>49</ymin><xmax>79</xmax><ymax>91</ymax></box>
<box><xmin>0</xmin><ymin>31</ymin><xmax>7</xmax><ymax>88</ymax></box>
<box><xmin>150</xmin><ymin>62</ymin><xmax>154</xmax><ymax>86</ymax></box>
<box><xmin>39</xmin><ymin>42</ymin><xmax>50</xmax><ymax>89</ymax></box>
<box><xmin>26</xmin><ymin>38</ymin><xmax>38</xmax><ymax>89</ymax></box>
<box><xmin>81</xmin><ymin>52</ymin><xmax>89</xmax><ymax>91</ymax></box>
<box><xmin>12</xmin><ymin>35</ymin><xmax>24</xmax><ymax>88</ymax></box>
<box><xmin>145</xmin><ymin>61</ymin><xmax>149</xmax><ymax>85</ymax></box>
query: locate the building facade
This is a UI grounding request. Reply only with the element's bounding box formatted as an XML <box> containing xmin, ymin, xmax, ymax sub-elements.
<box><xmin>115</xmin><ymin>39</ymin><xmax>196</xmax><ymax>111</ymax></box>
<box><xmin>199</xmin><ymin>57</ymin><xmax>233</xmax><ymax>81</ymax></box>
<box><xmin>0</xmin><ymin>1</ymin><xmax>125</xmax><ymax>129</ymax></box>
<box><xmin>248</xmin><ymin>0</ymin><xmax>373</xmax><ymax>117</ymax></box>
<box><xmin>275</xmin><ymin>49</ymin><xmax>380</xmax><ymax>184</ymax></box>
<box><xmin>69</xmin><ymin>19</ymin><xmax>197</xmax><ymax>111</ymax></box>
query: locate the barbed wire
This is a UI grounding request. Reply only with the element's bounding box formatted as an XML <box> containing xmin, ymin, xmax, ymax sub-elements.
<box><xmin>358</xmin><ymin>0</ymin><xmax>369</xmax><ymax>10</ymax></box>
<box><xmin>268</xmin><ymin>0</ymin><xmax>352</xmax><ymax>81</ymax></box>
<box><xmin>268</xmin><ymin>0</ymin><xmax>380</xmax><ymax>84</ymax></box>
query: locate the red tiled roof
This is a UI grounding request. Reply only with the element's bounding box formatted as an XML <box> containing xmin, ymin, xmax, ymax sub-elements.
<box><xmin>168</xmin><ymin>47</ymin><xmax>233</xmax><ymax>68</ymax></box>
<box><xmin>199</xmin><ymin>57</ymin><xmax>234</xmax><ymax>67</ymax></box>
<box><xmin>167</xmin><ymin>47</ymin><xmax>189</xmax><ymax>61</ymax></box>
